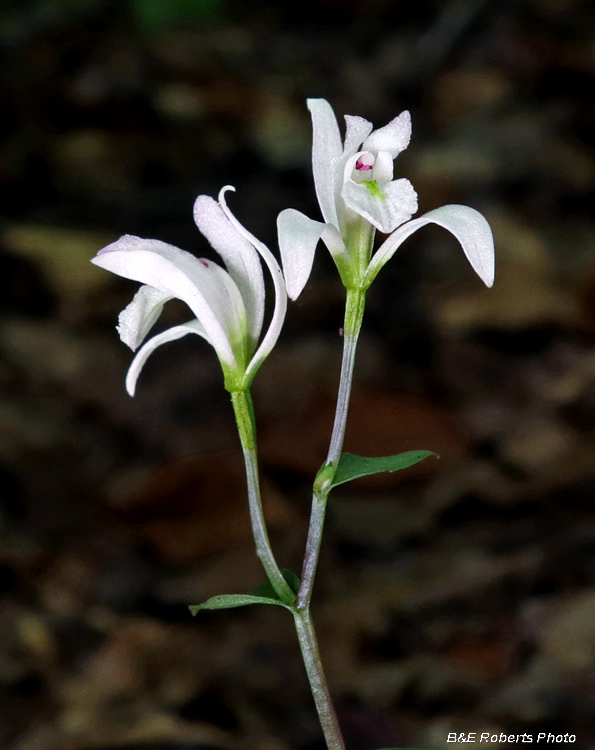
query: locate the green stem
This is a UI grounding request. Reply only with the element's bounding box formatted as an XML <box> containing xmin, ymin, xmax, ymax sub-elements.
<box><xmin>293</xmin><ymin>609</ymin><xmax>346</xmax><ymax>750</ymax></box>
<box><xmin>297</xmin><ymin>288</ymin><xmax>365</xmax><ymax>610</ymax></box>
<box><xmin>230</xmin><ymin>389</ymin><xmax>295</xmax><ymax>604</ymax></box>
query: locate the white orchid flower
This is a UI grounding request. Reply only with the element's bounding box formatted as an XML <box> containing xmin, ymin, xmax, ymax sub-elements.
<box><xmin>277</xmin><ymin>98</ymin><xmax>494</xmax><ymax>299</ymax></box>
<box><xmin>92</xmin><ymin>186</ymin><xmax>287</xmax><ymax>395</ymax></box>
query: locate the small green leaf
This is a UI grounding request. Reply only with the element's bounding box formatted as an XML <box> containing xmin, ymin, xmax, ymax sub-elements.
<box><xmin>132</xmin><ymin>0</ymin><xmax>223</xmax><ymax>32</ymax></box>
<box><xmin>189</xmin><ymin>594</ymin><xmax>290</xmax><ymax>615</ymax></box>
<box><xmin>331</xmin><ymin>451</ymin><xmax>436</xmax><ymax>488</ymax></box>
<box><xmin>189</xmin><ymin>569</ymin><xmax>301</xmax><ymax>616</ymax></box>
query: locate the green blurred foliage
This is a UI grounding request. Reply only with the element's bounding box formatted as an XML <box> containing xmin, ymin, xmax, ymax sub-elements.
<box><xmin>0</xmin><ymin>0</ymin><xmax>224</xmax><ymax>30</ymax></box>
<box><xmin>131</xmin><ymin>0</ymin><xmax>224</xmax><ymax>31</ymax></box>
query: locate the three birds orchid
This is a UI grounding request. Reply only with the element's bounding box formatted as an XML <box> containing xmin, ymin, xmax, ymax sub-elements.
<box><xmin>92</xmin><ymin>187</ymin><xmax>287</xmax><ymax>395</ymax></box>
<box><xmin>93</xmin><ymin>99</ymin><xmax>495</xmax><ymax>398</ymax></box>
<box><xmin>277</xmin><ymin>98</ymin><xmax>495</xmax><ymax>300</ymax></box>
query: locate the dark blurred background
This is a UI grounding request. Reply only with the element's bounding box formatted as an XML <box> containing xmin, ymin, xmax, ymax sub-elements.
<box><xmin>2</xmin><ymin>0</ymin><xmax>595</xmax><ymax>748</ymax></box>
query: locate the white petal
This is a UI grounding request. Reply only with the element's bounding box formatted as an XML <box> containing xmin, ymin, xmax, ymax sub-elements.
<box><xmin>277</xmin><ymin>209</ymin><xmax>325</xmax><ymax>300</ymax></box>
<box><xmin>363</xmin><ymin>111</ymin><xmax>412</xmax><ymax>158</ymax></box>
<box><xmin>365</xmin><ymin>204</ymin><xmax>495</xmax><ymax>288</ymax></box>
<box><xmin>193</xmin><ymin>194</ymin><xmax>265</xmax><ymax>349</ymax></box>
<box><xmin>117</xmin><ymin>285</ymin><xmax>173</xmax><ymax>351</ymax></box>
<box><xmin>307</xmin><ymin>99</ymin><xmax>342</xmax><ymax>227</ymax></box>
<box><xmin>92</xmin><ymin>235</ymin><xmax>245</xmax><ymax>369</ymax></box>
<box><xmin>372</xmin><ymin>150</ymin><xmax>394</xmax><ymax>184</ymax></box>
<box><xmin>125</xmin><ymin>320</ymin><xmax>208</xmax><ymax>397</ymax></box>
<box><xmin>342</xmin><ymin>177</ymin><xmax>418</xmax><ymax>234</ymax></box>
<box><xmin>343</xmin><ymin>151</ymin><xmax>367</xmax><ymax>184</ymax></box>
<box><xmin>320</xmin><ymin>224</ymin><xmax>350</xmax><ymax>265</ymax></box>
<box><xmin>218</xmin><ymin>187</ymin><xmax>288</xmax><ymax>384</ymax></box>
<box><xmin>343</xmin><ymin>115</ymin><xmax>373</xmax><ymax>157</ymax></box>
<box><xmin>320</xmin><ymin>224</ymin><xmax>353</xmax><ymax>286</ymax></box>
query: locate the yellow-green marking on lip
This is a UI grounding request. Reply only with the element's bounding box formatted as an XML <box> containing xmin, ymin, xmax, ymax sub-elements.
<box><xmin>361</xmin><ymin>179</ymin><xmax>385</xmax><ymax>200</ymax></box>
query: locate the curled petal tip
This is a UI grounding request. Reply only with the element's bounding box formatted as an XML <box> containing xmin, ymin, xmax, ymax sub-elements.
<box><xmin>218</xmin><ymin>185</ymin><xmax>236</xmax><ymax>203</ymax></box>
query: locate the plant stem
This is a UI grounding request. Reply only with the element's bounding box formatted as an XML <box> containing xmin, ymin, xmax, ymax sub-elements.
<box><xmin>327</xmin><ymin>288</ymin><xmax>366</xmax><ymax>465</ymax></box>
<box><xmin>231</xmin><ymin>389</ymin><xmax>295</xmax><ymax>604</ymax></box>
<box><xmin>292</xmin><ymin>288</ymin><xmax>366</xmax><ymax>749</ymax></box>
<box><xmin>297</xmin><ymin>288</ymin><xmax>366</xmax><ymax>609</ymax></box>
<box><xmin>293</xmin><ymin>609</ymin><xmax>346</xmax><ymax>750</ymax></box>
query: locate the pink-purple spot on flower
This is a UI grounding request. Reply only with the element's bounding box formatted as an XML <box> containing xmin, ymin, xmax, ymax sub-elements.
<box><xmin>355</xmin><ymin>154</ymin><xmax>374</xmax><ymax>171</ymax></box>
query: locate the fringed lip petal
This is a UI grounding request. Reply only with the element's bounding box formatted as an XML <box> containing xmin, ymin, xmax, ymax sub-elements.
<box><xmin>365</xmin><ymin>204</ymin><xmax>496</xmax><ymax>288</ymax></box>
<box><xmin>277</xmin><ymin>208</ymin><xmax>326</xmax><ymax>300</ymax></box>
<box><xmin>307</xmin><ymin>98</ymin><xmax>343</xmax><ymax>227</ymax></box>
<box><xmin>218</xmin><ymin>187</ymin><xmax>288</xmax><ymax>384</ymax></box>
<box><xmin>363</xmin><ymin>110</ymin><xmax>412</xmax><ymax>158</ymax></box>
<box><xmin>117</xmin><ymin>285</ymin><xmax>173</xmax><ymax>351</ymax></box>
<box><xmin>125</xmin><ymin>320</ymin><xmax>209</xmax><ymax>397</ymax></box>
<box><xmin>92</xmin><ymin>235</ymin><xmax>244</xmax><ymax>369</ymax></box>
<box><xmin>193</xmin><ymin>195</ymin><xmax>265</xmax><ymax>349</ymax></box>
<box><xmin>342</xmin><ymin>177</ymin><xmax>418</xmax><ymax>234</ymax></box>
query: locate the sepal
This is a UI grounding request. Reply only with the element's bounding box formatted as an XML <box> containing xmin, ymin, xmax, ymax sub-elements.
<box><xmin>277</xmin><ymin>208</ymin><xmax>326</xmax><ymax>300</ymax></box>
<box><xmin>366</xmin><ymin>204</ymin><xmax>495</xmax><ymax>288</ymax></box>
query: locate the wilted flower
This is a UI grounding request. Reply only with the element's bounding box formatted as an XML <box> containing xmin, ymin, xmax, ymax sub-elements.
<box><xmin>277</xmin><ymin>98</ymin><xmax>495</xmax><ymax>299</ymax></box>
<box><xmin>92</xmin><ymin>187</ymin><xmax>286</xmax><ymax>394</ymax></box>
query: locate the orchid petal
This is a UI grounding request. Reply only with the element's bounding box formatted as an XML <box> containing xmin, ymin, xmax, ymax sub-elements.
<box><xmin>92</xmin><ymin>235</ymin><xmax>246</xmax><ymax>369</ymax></box>
<box><xmin>307</xmin><ymin>99</ymin><xmax>342</xmax><ymax>227</ymax></box>
<box><xmin>218</xmin><ymin>187</ymin><xmax>288</xmax><ymax>384</ymax></box>
<box><xmin>342</xmin><ymin>177</ymin><xmax>418</xmax><ymax>234</ymax></box>
<box><xmin>125</xmin><ymin>320</ymin><xmax>208</xmax><ymax>397</ymax></box>
<box><xmin>343</xmin><ymin>115</ymin><xmax>373</xmax><ymax>157</ymax></box>
<box><xmin>117</xmin><ymin>285</ymin><xmax>173</xmax><ymax>351</ymax></box>
<box><xmin>277</xmin><ymin>209</ymin><xmax>325</xmax><ymax>300</ymax></box>
<box><xmin>193</xmin><ymin>195</ymin><xmax>265</xmax><ymax>349</ymax></box>
<box><xmin>320</xmin><ymin>224</ymin><xmax>354</xmax><ymax>287</ymax></box>
<box><xmin>320</xmin><ymin>224</ymin><xmax>349</xmax><ymax>265</ymax></box>
<box><xmin>365</xmin><ymin>204</ymin><xmax>495</xmax><ymax>288</ymax></box>
<box><xmin>363</xmin><ymin>111</ymin><xmax>412</xmax><ymax>158</ymax></box>
<box><xmin>372</xmin><ymin>150</ymin><xmax>394</xmax><ymax>184</ymax></box>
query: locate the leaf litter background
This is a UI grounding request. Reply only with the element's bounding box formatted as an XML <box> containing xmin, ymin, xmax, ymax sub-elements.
<box><xmin>1</xmin><ymin>0</ymin><xmax>595</xmax><ymax>748</ymax></box>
